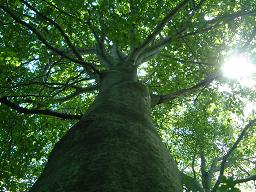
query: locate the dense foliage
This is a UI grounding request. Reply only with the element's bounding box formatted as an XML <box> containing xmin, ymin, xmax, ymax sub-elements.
<box><xmin>1</xmin><ymin>0</ymin><xmax>256</xmax><ymax>191</ymax></box>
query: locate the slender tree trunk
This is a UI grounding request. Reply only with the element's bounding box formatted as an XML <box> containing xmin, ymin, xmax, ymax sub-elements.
<box><xmin>29</xmin><ymin>66</ymin><xmax>182</xmax><ymax>192</ymax></box>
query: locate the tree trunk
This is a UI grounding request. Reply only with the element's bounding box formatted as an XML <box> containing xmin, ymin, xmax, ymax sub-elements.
<box><xmin>29</xmin><ymin>67</ymin><xmax>182</xmax><ymax>192</ymax></box>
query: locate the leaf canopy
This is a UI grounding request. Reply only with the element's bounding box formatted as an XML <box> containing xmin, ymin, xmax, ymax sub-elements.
<box><xmin>1</xmin><ymin>0</ymin><xmax>256</xmax><ymax>191</ymax></box>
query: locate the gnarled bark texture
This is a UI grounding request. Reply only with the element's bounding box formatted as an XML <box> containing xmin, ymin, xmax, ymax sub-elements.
<box><xmin>29</xmin><ymin>68</ymin><xmax>182</xmax><ymax>192</ymax></box>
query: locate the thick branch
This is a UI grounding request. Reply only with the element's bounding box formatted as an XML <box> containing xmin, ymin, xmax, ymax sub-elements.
<box><xmin>62</xmin><ymin>47</ymin><xmax>97</xmax><ymax>55</ymax></box>
<box><xmin>179</xmin><ymin>9</ymin><xmax>256</xmax><ymax>39</ymax></box>
<box><xmin>0</xmin><ymin>5</ymin><xmax>99</xmax><ymax>76</ymax></box>
<box><xmin>208</xmin><ymin>157</ymin><xmax>219</xmax><ymax>187</ymax></box>
<box><xmin>200</xmin><ymin>152</ymin><xmax>209</xmax><ymax>190</ymax></box>
<box><xmin>0</xmin><ymin>97</ymin><xmax>81</xmax><ymax>120</ymax></box>
<box><xmin>135</xmin><ymin>1</ymin><xmax>208</xmax><ymax>64</ymax></box>
<box><xmin>130</xmin><ymin>0</ymin><xmax>190</xmax><ymax>63</ymax></box>
<box><xmin>40</xmin><ymin>0</ymin><xmax>100</xmax><ymax>59</ymax></box>
<box><xmin>192</xmin><ymin>153</ymin><xmax>197</xmax><ymax>180</ymax></box>
<box><xmin>128</xmin><ymin>0</ymin><xmax>138</xmax><ymax>51</ymax></box>
<box><xmin>240</xmin><ymin>26</ymin><xmax>256</xmax><ymax>52</ymax></box>
<box><xmin>143</xmin><ymin>9</ymin><xmax>256</xmax><ymax>60</ymax></box>
<box><xmin>54</xmin><ymin>85</ymin><xmax>98</xmax><ymax>102</ymax></box>
<box><xmin>233</xmin><ymin>174</ymin><xmax>256</xmax><ymax>184</ymax></box>
<box><xmin>41</xmin><ymin>0</ymin><xmax>83</xmax><ymax>22</ymax></box>
<box><xmin>152</xmin><ymin>71</ymin><xmax>220</xmax><ymax>106</ymax></box>
<box><xmin>85</xmin><ymin>10</ymin><xmax>114</xmax><ymax>67</ymax></box>
<box><xmin>212</xmin><ymin>118</ymin><xmax>256</xmax><ymax>192</ymax></box>
<box><xmin>22</xmin><ymin>0</ymin><xmax>83</xmax><ymax>61</ymax></box>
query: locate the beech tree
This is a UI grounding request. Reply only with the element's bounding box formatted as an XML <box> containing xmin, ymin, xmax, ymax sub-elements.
<box><xmin>1</xmin><ymin>0</ymin><xmax>256</xmax><ymax>191</ymax></box>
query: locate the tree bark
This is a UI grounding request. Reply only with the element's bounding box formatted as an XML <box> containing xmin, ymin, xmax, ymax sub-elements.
<box><xmin>29</xmin><ymin>67</ymin><xmax>182</xmax><ymax>192</ymax></box>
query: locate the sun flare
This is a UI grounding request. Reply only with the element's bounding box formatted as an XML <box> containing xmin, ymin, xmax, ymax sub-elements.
<box><xmin>222</xmin><ymin>54</ymin><xmax>256</xmax><ymax>79</ymax></box>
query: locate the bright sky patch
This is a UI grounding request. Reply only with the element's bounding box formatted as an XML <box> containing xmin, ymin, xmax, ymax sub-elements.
<box><xmin>222</xmin><ymin>54</ymin><xmax>256</xmax><ymax>79</ymax></box>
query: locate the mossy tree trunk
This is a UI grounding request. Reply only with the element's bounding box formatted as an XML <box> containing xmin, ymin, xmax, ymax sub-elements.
<box><xmin>29</xmin><ymin>65</ymin><xmax>182</xmax><ymax>192</ymax></box>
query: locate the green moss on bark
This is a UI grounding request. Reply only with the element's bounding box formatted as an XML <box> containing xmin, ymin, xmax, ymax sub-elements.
<box><xmin>30</xmin><ymin>81</ymin><xmax>182</xmax><ymax>192</ymax></box>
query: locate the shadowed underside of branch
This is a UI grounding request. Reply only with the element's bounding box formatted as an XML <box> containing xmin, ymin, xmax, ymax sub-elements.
<box><xmin>151</xmin><ymin>71</ymin><xmax>221</xmax><ymax>106</ymax></box>
<box><xmin>0</xmin><ymin>4</ymin><xmax>100</xmax><ymax>78</ymax></box>
<box><xmin>234</xmin><ymin>174</ymin><xmax>256</xmax><ymax>184</ymax></box>
<box><xmin>212</xmin><ymin>117</ymin><xmax>256</xmax><ymax>191</ymax></box>
<box><xmin>0</xmin><ymin>97</ymin><xmax>81</xmax><ymax>120</ymax></box>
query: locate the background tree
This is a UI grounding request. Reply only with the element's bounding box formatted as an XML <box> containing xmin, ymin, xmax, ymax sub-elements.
<box><xmin>1</xmin><ymin>0</ymin><xmax>256</xmax><ymax>191</ymax></box>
